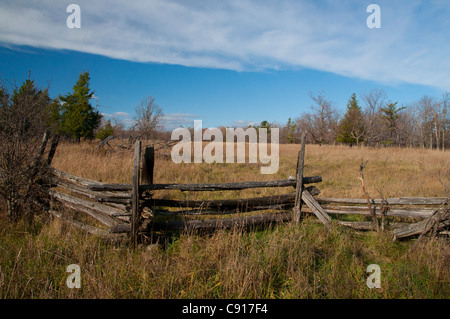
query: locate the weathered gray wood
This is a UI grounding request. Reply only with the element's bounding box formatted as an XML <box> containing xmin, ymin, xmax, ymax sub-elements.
<box><xmin>47</xmin><ymin>135</ymin><xmax>60</xmax><ymax>166</ymax></box>
<box><xmin>87</xmin><ymin>176</ymin><xmax>323</xmax><ymax>192</ymax></box>
<box><xmin>49</xmin><ymin>189</ymin><xmax>129</xmax><ymax>219</ymax></box>
<box><xmin>96</xmin><ymin>136</ymin><xmax>114</xmax><ymax>150</ymax></box>
<box><xmin>101</xmin><ymin>202</ymin><xmax>129</xmax><ymax>211</ymax></box>
<box><xmin>148</xmin><ymin>186</ymin><xmax>319</xmax><ymax>210</ymax></box>
<box><xmin>96</xmin><ymin>196</ymin><xmax>132</xmax><ymax>204</ymax></box>
<box><xmin>50</xmin><ymin>210</ymin><xmax>123</xmax><ymax>238</ymax></box>
<box><xmin>143</xmin><ymin>176</ymin><xmax>322</xmax><ymax>191</ymax></box>
<box><xmin>293</xmin><ymin>132</ymin><xmax>306</xmax><ymax>224</ymax></box>
<box><xmin>51</xmin><ymin>175</ymin><xmax>131</xmax><ymax>201</ymax></box>
<box><xmin>154</xmin><ymin>204</ymin><xmax>296</xmax><ymax>216</ymax></box>
<box><xmin>87</xmin><ymin>183</ymin><xmax>131</xmax><ymax>191</ymax></box>
<box><xmin>49</xmin><ymin>190</ymin><xmax>123</xmax><ymax>227</ymax></box>
<box><xmin>152</xmin><ymin>212</ymin><xmax>292</xmax><ymax>232</ymax></box>
<box><xmin>302</xmin><ymin>190</ymin><xmax>332</xmax><ymax>229</ymax></box>
<box><xmin>316</xmin><ymin>197</ymin><xmax>447</xmax><ymax>206</ymax></box>
<box><xmin>109</xmin><ymin>223</ymin><xmax>132</xmax><ymax>234</ymax></box>
<box><xmin>335</xmin><ymin>220</ymin><xmax>408</xmax><ymax>231</ymax></box>
<box><xmin>38</xmin><ymin>130</ymin><xmax>50</xmax><ymax>160</ymax></box>
<box><xmin>359</xmin><ymin>160</ymin><xmax>380</xmax><ymax>232</ymax></box>
<box><xmin>151</xmin><ymin>194</ymin><xmax>294</xmax><ymax>209</ymax></box>
<box><xmin>392</xmin><ymin>211</ymin><xmax>450</xmax><ymax>240</ymax></box>
<box><xmin>131</xmin><ymin>140</ymin><xmax>141</xmax><ymax>244</ymax></box>
<box><xmin>53</xmin><ymin>178</ymin><xmax>100</xmax><ymax>200</ymax></box>
<box><xmin>51</xmin><ymin>167</ymin><xmax>103</xmax><ymax>189</ymax></box>
<box><xmin>314</xmin><ymin>205</ymin><xmax>435</xmax><ymax>219</ymax></box>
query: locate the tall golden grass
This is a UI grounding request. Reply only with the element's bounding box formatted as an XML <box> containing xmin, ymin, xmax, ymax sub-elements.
<box><xmin>51</xmin><ymin>141</ymin><xmax>449</xmax><ymax>199</ymax></box>
<box><xmin>1</xmin><ymin>215</ymin><xmax>448</xmax><ymax>298</ymax></box>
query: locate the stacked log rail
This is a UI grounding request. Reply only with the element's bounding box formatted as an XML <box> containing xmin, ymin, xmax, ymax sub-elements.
<box><xmin>49</xmin><ymin>169</ymin><xmax>321</xmax><ymax>226</ymax></box>
<box><xmin>48</xmin><ymin>167</ymin><xmax>132</xmax><ymax>230</ymax></box>
<box><xmin>312</xmin><ymin>197</ymin><xmax>449</xmax><ymax>238</ymax></box>
<box><xmin>47</xmin><ymin>165</ymin><xmax>448</xmax><ymax>238</ymax></box>
<box><xmin>48</xmin><ymin>166</ymin><xmax>324</xmax><ymax>233</ymax></box>
<box><xmin>315</xmin><ymin>197</ymin><xmax>446</xmax><ymax>219</ymax></box>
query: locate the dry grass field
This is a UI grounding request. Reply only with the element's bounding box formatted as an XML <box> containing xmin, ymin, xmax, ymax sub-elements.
<box><xmin>1</xmin><ymin>141</ymin><xmax>449</xmax><ymax>299</ymax></box>
<box><xmin>51</xmin><ymin>141</ymin><xmax>450</xmax><ymax>199</ymax></box>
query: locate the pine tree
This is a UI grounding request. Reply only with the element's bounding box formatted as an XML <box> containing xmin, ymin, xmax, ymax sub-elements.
<box><xmin>59</xmin><ymin>71</ymin><xmax>101</xmax><ymax>141</ymax></box>
<box><xmin>336</xmin><ymin>93</ymin><xmax>366</xmax><ymax>146</ymax></box>
<box><xmin>286</xmin><ymin>117</ymin><xmax>296</xmax><ymax>143</ymax></box>
<box><xmin>11</xmin><ymin>79</ymin><xmax>50</xmax><ymax>135</ymax></box>
<box><xmin>380</xmin><ymin>102</ymin><xmax>406</xmax><ymax>144</ymax></box>
<box><xmin>45</xmin><ymin>98</ymin><xmax>62</xmax><ymax>135</ymax></box>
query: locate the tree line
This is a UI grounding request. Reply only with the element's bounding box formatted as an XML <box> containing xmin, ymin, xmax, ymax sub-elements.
<box><xmin>279</xmin><ymin>90</ymin><xmax>449</xmax><ymax>149</ymax></box>
<box><xmin>170</xmin><ymin>90</ymin><xmax>449</xmax><ymax>150</ymax></box>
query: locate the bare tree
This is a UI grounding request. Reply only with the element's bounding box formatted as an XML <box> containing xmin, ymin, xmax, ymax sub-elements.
<box><xmin>133</xmin><ymin>96</ymin><xmax>164</xmax><ymax>141</ymax></box>
<box><xmin>0</xmin><ymin>79</ymin><xmax>52</xmax><ymax>222</ymax></box>
<box><xmin>416</xmin><ymin>96</ymin><xmax>438</xmax><ymax>149</ymax></box>
<box><xmin>109</xmin><ymin>114</ymin><xmax>128</xmax><ymax>139</ymax></box>
<box><xmin>406</xmin><ymin>95</ymin><xmax>450</xmax><ymax>149</ymax></box>
<box><xmin>297</xmin><ymin>93</ymin><xmax>340</xmax><ymax>145</ymax></box>
<box><xmin>361</xmin><ymin>89</ymin><xmax>386</xmax><ymax>146</ymax></box>
<box><xmin>441</xmin><ymin>92</ymin><xmax>449</xmax><ymax>151</ymax></box>
<box><xmin>396</xmin><ymin>110</ymin><xmax>418</xmax><ymax>148</ymax></box>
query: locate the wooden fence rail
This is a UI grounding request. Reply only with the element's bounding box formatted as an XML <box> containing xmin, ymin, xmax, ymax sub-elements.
<box><xmin>45</xmin><ymin>139</ymin><xmax>449</xmax><ymax>243</ymax></box>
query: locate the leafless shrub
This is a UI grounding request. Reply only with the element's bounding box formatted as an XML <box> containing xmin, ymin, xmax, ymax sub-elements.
<box><xmin>132</xmin><ymin>96</ymin><xmax>164</xmax><ymax>141</ymax></box>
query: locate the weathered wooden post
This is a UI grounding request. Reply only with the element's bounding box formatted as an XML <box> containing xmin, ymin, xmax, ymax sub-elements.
<box><xmin>292</xmin><ymin>132</ymin><xmax>332</xmax><ymax>229</ymax></box>
<box><xmin>140</xmin><ymin>145</ymin><xmax>155</xmax><ymax>240</ymax></box>
<box><xmin>47</xmin><ymin>135</ymin><xmax>60</xmax><ymax>166</ymax></box>
<box><xmin>141</xmin><ymin>145</ymin><xmax>155</xmax><ymax>185</ymax></box>
<box><xmin>131</xmin><ymin>140</ymin><xmax>141</xmax><ymax>246</ymax></box>
<box><xmin>293</xmin><ymin>132</ymin><xmax>306</xmax><ymax>224</ymax></box>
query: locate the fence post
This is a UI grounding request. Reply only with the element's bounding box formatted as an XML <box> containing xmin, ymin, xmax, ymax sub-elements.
<box><xmin>131</xmin><ymin>140</ymin><xmax>141</xmax><ymax>246</ymax></box>
<box><xmin>293</xmin><ymin>132</ymin><xmax>306</xmax><ymax>224</ymax></box>
<box><xmin>141</xmin><ymin>145</ymin><xmax>154</xmax><ymax>185</ymax></box>
<box><xmin>47</xmin><ymin>135</ymin><xmax>60</xmax><ymax>166</ymax></box>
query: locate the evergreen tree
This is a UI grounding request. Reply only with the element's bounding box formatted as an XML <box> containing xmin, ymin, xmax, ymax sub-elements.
<box><xmin>11</xmin><ymin>79</ymin><xmax>50</xmax><ymax>135</ymax></box>
<box><xmin>260</xmin><ymin>120</ymin><xmax>271</xmax><ymax>129</ymax></box>
<box><xmin>336</xmin><ymin>93</ymin><xmax>366</xmax><ymax>146</ymax></box>
<box><xmin>286</xmin><ymin>117</ymin><xmax>296</xmax><ymax>143</ymax></box>
<box><xmin>59</xmin><ymin>71</ymin><xmax>101</xmax><ymax>141</ymax></box>
<box><xmin>380</xmin><ymin>102</ymin><xmax>406</xmax><ymax>144</ymax></box>
<box><xmin>45</xmin><ymin>98</ymin><xmax>62</xmax><ymax>135</ymax></box>
<box><xmin>11</xmin><ymin>79</ymin><xmax>62</xmax><ymax>135</ymax></box>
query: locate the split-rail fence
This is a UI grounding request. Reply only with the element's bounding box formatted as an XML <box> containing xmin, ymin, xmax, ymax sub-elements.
<box><xmin>45</xmin><ymin>135</ymin><xmax>449</xmax><ymax>244</ymax></box>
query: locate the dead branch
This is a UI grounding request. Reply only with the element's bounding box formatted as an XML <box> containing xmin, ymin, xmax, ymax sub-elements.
<box><xmin>377</xmin><ymin>188</ymin><xmax>389</xmax><ymax>231</ymax></box>
<box><xmin>359</xmin><ymin>159</ymin><xmax>380</xmax><ymax>232</ymax></box>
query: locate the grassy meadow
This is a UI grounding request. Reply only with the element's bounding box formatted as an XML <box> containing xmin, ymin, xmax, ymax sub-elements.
<box><xmin>0</xmin><ymin>141</ymin><xmax>449</xmax><ymax>298</ymax></box>
<box><xmin>51</xmin><ymin>141</ymin><xmax>450</xmax><ymax>198</ymax></box>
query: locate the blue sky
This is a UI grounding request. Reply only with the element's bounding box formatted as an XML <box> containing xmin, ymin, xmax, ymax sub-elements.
<box><xmin>0</xmin><ymin>0</ymin><xmax>448</xmax><ymax>130</ymax></box>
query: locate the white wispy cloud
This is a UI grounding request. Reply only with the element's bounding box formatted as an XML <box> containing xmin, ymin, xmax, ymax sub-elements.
<box><xmin>230</xmin><ymin>120</ymin><xmax>259</xmax><ymax>128</ymax></box>
<box><xmin>101</xmin><ymin>111</ymin><xmax>134</xmax><ymax>126</ymax></box>
<box><xmin>162</xmin><ymin>113</ymin><xmax>200</xmax><ymax>130</ymax></box>
<box><xmin>0</xmin><ymin>0</ymin><xmax>449</xmax><ymax>90</ymax></box>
